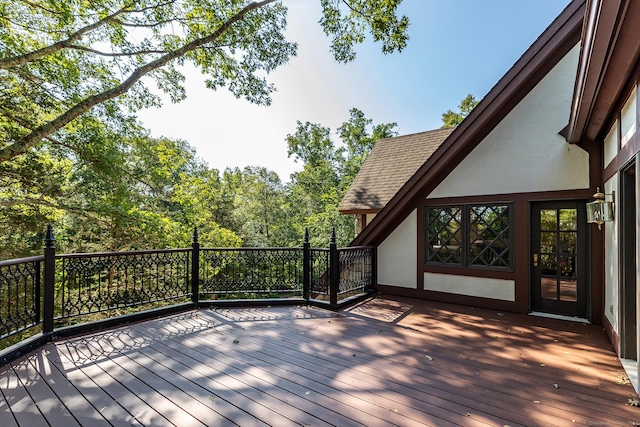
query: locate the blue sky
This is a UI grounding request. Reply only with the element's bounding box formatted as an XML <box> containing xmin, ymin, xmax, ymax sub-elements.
<box><xmin>136</xmin><ymin>0</ymin><xmax>571</xmax><ymax>181</ymax></box>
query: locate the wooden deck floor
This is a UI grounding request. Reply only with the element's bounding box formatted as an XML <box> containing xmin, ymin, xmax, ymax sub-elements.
<box><xmin>1</xmin><ymin>295</ymin><xmax>639</xmax><ymax>426</ymax></box>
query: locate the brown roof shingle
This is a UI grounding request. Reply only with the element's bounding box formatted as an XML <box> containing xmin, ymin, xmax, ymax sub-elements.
<box><xmin>339</xmin><ymin>127</ymin><xmax>455</xmax><ymax>213</ymax></box>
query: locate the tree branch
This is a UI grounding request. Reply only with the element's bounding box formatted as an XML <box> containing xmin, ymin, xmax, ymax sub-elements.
<box><xmin>67</xmin><ymin>44</ymin><xmax>168</xmax><ymax>57</ymax></box>
<box><xmin>340</xmin><ymin>0</ymin><xmax>368</xmax><ymax>18</ymax></box>
<box><xmin>1</xmin><ymin>1</ymin><xmax>179</xmax><ymax>68</ymax></box>
<box><xmin>15</xmin><ymin>0</ymin><xmax>60</xmax><ymax>16</ymax></box>
<box><xmin>0</xmin><ymin>0</ymin><xmax>277</xmax><ymax>163</ymax></box>
<box><xmin>0</xmin><ymin>197</ymin><xmax>107</xmax><ymax>223</ymax></box>
<box><xmin>0</xmin><ymin>7</ymin><xmax>128</xmax><ymax>69</ymax></box>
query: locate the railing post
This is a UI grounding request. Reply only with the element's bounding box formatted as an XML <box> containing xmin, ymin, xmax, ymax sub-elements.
<box><xmin>302</xmin><ymin>229</ymin><xmax>310</xmax><ymax>301</ymax></box>
<box><xmin>43</xmin><ymin>225</ymin><xmax>56</xmax><ymax>335</ymax></box>
<box><xmin>191</xmin><ymin>227</ymin><xmax>200</xmax><ymax>308</ymax></box>
<box><xmin>329</xmin><ymin>229</ymin><xmax>339</xmax><ymax>308</ymax></box>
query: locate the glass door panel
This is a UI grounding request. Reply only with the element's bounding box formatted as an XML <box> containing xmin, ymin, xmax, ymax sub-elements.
<box><xmin>531</xmin><ymin>201</ymin><xmax>587</xmax><ymax>317</ymax></box>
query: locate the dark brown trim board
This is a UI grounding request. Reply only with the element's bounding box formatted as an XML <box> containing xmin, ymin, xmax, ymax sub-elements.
<box><xmin>568</xmin><ymin>0</ymin><xmax>640</xmax><ymax>144</ymax></box>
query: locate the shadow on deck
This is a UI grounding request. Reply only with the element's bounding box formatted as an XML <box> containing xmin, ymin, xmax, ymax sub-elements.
<box><xmin>1</xmin><ymin>295</ymin><xmax>638</xmax><ymax>426</ymax></box>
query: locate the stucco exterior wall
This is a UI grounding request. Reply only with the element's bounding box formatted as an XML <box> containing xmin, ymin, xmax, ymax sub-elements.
<box><xmin>424</xmin><ymin>273</ymin><xmax>515</xmax><ymax>301</ymax></box>
<box><xmin>604</xmin><ymin>175</ymin><xmax>619</xmax><ymax>332</ymax></box>
<box><xmin>377</xmin><ymin>209</ymin><xmax>417</xmax><ymax>288</ymax></box>
<box><xmin>428</xmin><ymin>45</ymin><xmax>588</xmax><ymax>199</ymax></box>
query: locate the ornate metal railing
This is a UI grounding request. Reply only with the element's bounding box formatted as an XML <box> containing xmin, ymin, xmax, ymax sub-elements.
<box><xmin>0</xmin><ymin>256</ymin><xmax>42</xmax><ymax>340</ymax></box>
<box><xmin>199</xmin><ymin>248</ymin><xmax>304</xmax><ymax>299</ymax></box>
<box><xmin>338</xmin><ymin>247</ymin><xmax>375</xmax><ymax>296</ymax></box>
<box><xmin>0</xmin><ymin>226</ymin><xmax>376</xmax><ymax>364</ymax></box>
<box><xmin>309</xmin><ymin>248</ymin><xmax>330</xmax><ymax>298</ymax></box>
<box><xmin>57</xmin><ymin>249</ymin><xmax>191</xmax><ymax>319</ymax></box>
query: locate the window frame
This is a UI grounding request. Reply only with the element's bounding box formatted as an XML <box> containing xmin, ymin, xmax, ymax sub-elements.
<box><xmin>424</xmin><ymin>202</ymin><xmax>514</xmax><ymax>271</ymax></box>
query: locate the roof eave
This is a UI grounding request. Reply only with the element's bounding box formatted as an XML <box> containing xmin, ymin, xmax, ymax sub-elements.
<box><xmin>338</xmin><ymin>208</ymin><xmax>382</xmax><ymax>215</ymax></box>
<box><xmin>566</xmin><ymin>0</ymin><xmax>633</xmax><ymax>144</ymax></box>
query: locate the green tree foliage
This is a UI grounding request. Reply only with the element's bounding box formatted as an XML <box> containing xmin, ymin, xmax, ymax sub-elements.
<box><xmin>0</xmin><ymin>0</ymin><xmax>409</xmax><ymax>164</ymax></box>
<box><xmin>337</xmin><ymin>108</ymin><xmax>398</xmax><ymax>188</ymax></box>
<box><xmin>0</xmin><ymin>129</ymin><xmax>242</xmax><ymax>258</ymax></box>
<box><xmin>0</xmin><ymin>0</ymin><xmax>409</xmax><ymax>256</ymax></box>
<box><xmin>286</xmin><ymin>108</ymin><xmax>397</xmax><ymax>246</ymax></box>
<box><xmin>0</xmin><ymin>107</ymin><xmax>394</xmax><ymax>257</ymax></box>
<box><xmin>441</xmin><ymin>93</ymin><xmax>479</xmax><ymax>127</ymax></box>
<box><xmin>230</xmin><ymin>166</ymin><xmax>293</xmax><ymax>247</ymax></box>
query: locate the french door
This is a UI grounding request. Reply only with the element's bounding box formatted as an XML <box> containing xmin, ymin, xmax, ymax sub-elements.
<box><xmin>531</xmin><ymin>201</ymin><xmax>588</xmax><ymax>318</ymax></box>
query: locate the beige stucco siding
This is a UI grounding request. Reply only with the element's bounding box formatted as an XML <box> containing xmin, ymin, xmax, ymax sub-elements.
<box><xmin>424</xmin><ymin>273</ymin><xmax>515</xmax><ymax>301</ymax></box>
<box><xmin>422</xmin><ymin>44</ymin><xmax>584</xmax><ymax>303</ymax></box>
<box><xmin>366</xmin><ymin>213</ymin><xmax>377</xmax><ymax>226</ymax></box>
<box><xmin>428</xmin><ymin>44</ymin><xmax>587</xmax><ymax>199</ymax></box>
<box><xmin>377</xmin><ymin>209</ymin><xmax>417</xmax><ymax>288</ymax></box>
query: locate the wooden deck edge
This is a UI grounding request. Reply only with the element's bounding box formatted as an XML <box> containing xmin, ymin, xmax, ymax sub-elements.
<box><xmin>1</xmin><ymin>303</ymin><xmax>196</xmax><ymax>368</ymax></box>
<box><xmin>0</xmin><ymin>332</ymin><xmax>49</xmax><ymax>367</ymax></box>
<box><xmin>197</xmin><ymin>298</ymin><xmax>307</xmax><ymax>308</ymax></box>
<box><xmin>0</xmin><ymin>293</ymin><xmax>374</xmax><ymax>368</ymax></box>
<box><xmin>51</xmin><ymin>302</ymin><xmax>196</xmax><ymax>341</ymax></box>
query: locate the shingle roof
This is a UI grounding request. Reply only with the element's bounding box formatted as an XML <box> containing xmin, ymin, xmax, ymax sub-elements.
<box><xmin>338</xmin><ymin>127</ymin><xmax>455</xmax><ymax>213</ymax></box>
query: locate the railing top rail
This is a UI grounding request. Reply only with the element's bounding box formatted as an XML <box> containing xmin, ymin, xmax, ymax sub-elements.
<box><xmin>337</xmin><ymin>246</ymin><xmax>375</xmax><ymax>251</ymax></box>
<box><xmin>56</xmin><ymin>248</ymin><xmax>192</xmax><ymax>258</ymax></box>
<box><xmin>0</xmin><ymin>255</ymin><xmax>45</xmax><ymax>267</ymax></box>
<box><xmin>201</xmin><ymin>247</ymin><xmax>304</xmax><ymax>251</ymax></box>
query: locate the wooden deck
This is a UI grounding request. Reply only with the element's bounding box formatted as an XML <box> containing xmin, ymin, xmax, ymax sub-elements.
<box><xmin>1</xmin><ymin>295</ymin><xmax>639</xmax><ymax>426</ymax></box>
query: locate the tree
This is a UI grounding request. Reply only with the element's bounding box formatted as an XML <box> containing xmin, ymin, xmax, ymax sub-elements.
<box><xmin>337</xmin><ymin>107</ymin><xmax>397</xmax><ymax>188</ymax></box>
<box><xmin>230</xmin><ymin>166</ymin><xmax>291</xmax><ymax>247</ymax></box>
<box><xmin>0</xmin><ymin>0</ymin><xmax>409</xmax><ymax>164</ymax></box>
<box><xmin>286</xmin><ymin>108</ymin><xmax>397</xmax><ymax>246</ymax></box>
<box><xmin>441</xmin><ymin>93</ymin><xmax>479</xmax><ymax>127</ymax></box>
<box><xmin>0</xmin><ymin>127</ymin><xmax>245</xmax><ymax>258</ymax></box>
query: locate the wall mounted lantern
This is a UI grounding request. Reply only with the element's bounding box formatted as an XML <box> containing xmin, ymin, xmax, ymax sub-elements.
<box><xmin>586</xmin><ymin>187</ymin><xmax>614</xmax><ymax>230</ymax></box>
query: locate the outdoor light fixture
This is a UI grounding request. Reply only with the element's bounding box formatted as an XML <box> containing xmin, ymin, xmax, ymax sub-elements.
<box><xmin>586</xmin><ymin>187</ymin><xmax>614</xmax><ymax>230</ymax></box>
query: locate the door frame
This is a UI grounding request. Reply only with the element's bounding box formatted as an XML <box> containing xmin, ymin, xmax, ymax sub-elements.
<box><xmin>530</xmin><ymin>200</ymin><xmax>589</xmax><ymax>318</ymax></box>
<box><xmin>620</xmin><ymin>159</ymin><xmax>637</xmax><ymax>359</ymax></box>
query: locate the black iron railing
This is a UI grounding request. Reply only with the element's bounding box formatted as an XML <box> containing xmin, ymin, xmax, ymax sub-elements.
<box><xmin>56</xmin><ymin>249</ymin><xmax>192</xmax><ymax>320</ymax></box>
<box><xmin>0</xmin><ymin>256</ymin><xmax>42</xmax><ymax>340</ymax></box>
<box><xmin>0</xmin><ymin>226</ymin><xmax>376</xmax><ymax>363</ymax></box>
<box><xmin>199</xmin><ymin>247</ymin><xmax>304</xmax><ymax>299</ymax></box>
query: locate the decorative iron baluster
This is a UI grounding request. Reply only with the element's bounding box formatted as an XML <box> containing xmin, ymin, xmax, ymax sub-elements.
<box><xmin>199</xmin><ymin>248</ymin><xmax>304</xmax><ymax>299</ymax></box>
<box><xmin>56</xmin><ymin>249</ymin><xmax>190</xmax><ymax>321</ymax></box>
<box><xmin>337</xmin><ymin>247</ymin><xmax>374</xmax><ymax>296</ymax></box>
<box><xmin>0</xmin><ymin>257</ymin><xmax>43</xmax><ymax>340</ymax></box>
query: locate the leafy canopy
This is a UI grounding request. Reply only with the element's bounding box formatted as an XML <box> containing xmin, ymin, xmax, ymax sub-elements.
<box><xmin>441</xmin><ymin>93</ymin><xmax>479</xmax><ymax>127</ymax></box>
<box><xmin>286</xmin><ymin>107</ymin><xmax>397</xmax><ymax>246</ymax></box>
<box><xmin>0</xmin><ymin>0</ymin><xmax>409</xmax><ymax>162</ymax></box>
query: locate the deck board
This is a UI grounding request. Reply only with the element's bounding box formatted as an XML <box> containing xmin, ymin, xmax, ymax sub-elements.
<box><xmin>0</xmin><ymin>377</ymin><xmax>19</xmax><ymax>427</ymax></box>
<box><xmin>196</xmin><ymin>314</ymin><xmax>543</xmax><ymax>426</ymax></box>
<box><xmin>45</xmin><ymin>344</ymin><xmax>143</xmax><ymax>427</ymax></box>
<box><xmin>24</xmin><ymin>347</ymin><xmax>112</xmax><ymax>427</ymax></box>
<box><xmin>0</xmin><ymin>364</ymin><xmax>47</xmax><ymax>427</ymax></box>
<box><xmin>144</xmin><ymin>322</ymin><xmax>452</xmax><ymax>427</ymax></box>
<box><xmin>189</xmin><ymin>312</ymin><xmax>510</xmax><ymax>427</ymax></box>
<box><xmin>55</xmin><ymin>341</ymin><xmax>171</xmax><ymax>426</ymax></box>
<box><xmin>1</xmin><ymin>295</ymin><xmax>639</xmax><ymax>426</ymax></box>
<box><xmin>203</xmin><ymin>310</ymin><xmax>602</xmax><ymax>426</ymax></box>
<box><xmin>132</xmin><ymin>320</ymin><xmax>359</xmax><ymax>427</ymax></box>
<box><xmin>10</xmin><ymin>355</ymin><xmax>83</xmax><ymax>427</ymax></box>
